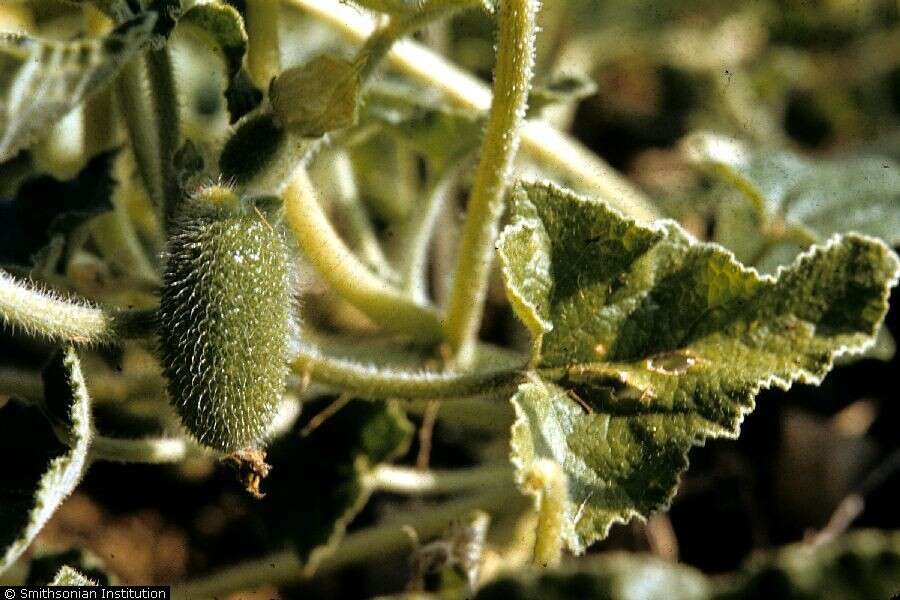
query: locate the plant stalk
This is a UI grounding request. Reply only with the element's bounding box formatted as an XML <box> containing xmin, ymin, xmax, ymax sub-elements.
<box><xmin>283</xmin><ymin>169</ymin><xmax>444</xmax><ymax>341</ymax></box>
<box><xmin>292</xmin><ymin>340</ymin><xmax>524</xmax><ymax>399</ymax></box>
<box><xmin>443</xmin><ymin>0</ymin><xmax>539</xmax><ymax>365</ymax></box>
<box><xmin>287</xmin><ymin>0</ymin><xmax>659</xmax><ymax>223</ymax></box>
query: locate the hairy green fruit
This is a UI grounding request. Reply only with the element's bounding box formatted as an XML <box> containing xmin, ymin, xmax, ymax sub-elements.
<box><xmin>159</xmin><ymin>186</ymin><xmax>292</xmax><ymax>452</ymax></box>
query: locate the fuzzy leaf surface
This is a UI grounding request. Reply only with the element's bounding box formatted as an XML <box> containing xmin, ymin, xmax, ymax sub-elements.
<box><xmin>0</xmin><ymin>13</ymin><xmax>155</xmax><ymax>162</ymax></box>
<box><xmin>498</xmin><ymin>181</ymin><xmax>900</xmax><ymax>552</ymax></box>
<box><xmin>0</xmin><ymin>347</ymin><xmax>92</xmax><ymax>574</ymax></box>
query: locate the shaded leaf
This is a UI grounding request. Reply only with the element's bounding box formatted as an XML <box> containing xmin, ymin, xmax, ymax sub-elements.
<box><xmin>684</xmin><ymin>132</ymin><xmax>900</xmax><ymax>263</ymax></box>
<box><xmin>0</xmin><ymin>347</ymin><xmax>93</xmax><ymax>574</ymax></box>
<box><xmin>0</xmin><ymin>151</ymin><xmax>116</xmax><ymax>268</ymax></box>
<box><xmin>270</xmin><ymin>55</ymin><xmax>360</xmax><ymax>137</ymax></box>
<box><xmin>261</xmin><ymin>398</ymin><xmax>413</xmax><ymax>567</ymax></box>
<box><xmin>0</xmin><ymin>13</ymin><xmax>156</xmax><ymax>162</ymax></box>
<box><xmin>475</xmin><ymin>552</ymin><xmax>710</xmax><ymax>600</ymax></box>
<box><xmin>498</xmin><ymin>181</ymin><xmax>899</xmax><ymax>552</ymax></box>
<box><xmin>366</xmin><ymin>79</ymin><xmax>483</xmax><ymax>170</ymax></box>
<box><xmin>49</xmin><ymin>566</ymin><xmax>96</xmax><ymax>586</ymax></box>
<box><xmin>528</xmin><ymin>73</ymin><xmax>597</xmax><ymax>116</ymax></box>
<box><xmin>474</xmin><ymin>530</ymin><xmax>900</xmax><ymax>600</ymax></box>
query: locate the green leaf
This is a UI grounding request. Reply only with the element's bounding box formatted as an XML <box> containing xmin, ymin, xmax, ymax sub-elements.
<box><xmin>718</xmin><ymin>529</ymin><xmax>900</xmax><ymax>600</ymax></box>
<box><xmin>0</xmin><ymin>347</ymin><xmax>93</xmax><ymax>574</ymax></box>
<box><xmin>475</xmin><ymin>552</ymin><xmax>710</xmax><ymax>600</ymax></box>
<box><xmin>270</xmin><ymin>55</ymin><xmax>360</xmax><ymax>137</ymax></box>
<box><xmin>498</xmin><ymin>181</ymin><xmax>900</xmax><ymax>552</ymax></box>
<box><xmin>527</xmin><ymin>73</ymin><xmax>597</xmax><ymax>117</ymax></box>
<box><xmin>684</xmin><ymin>132</ymin><xmax>900</xmax><ymax>260</ymax></box>
<box><xmin>260</xmin><ymin>398</ymin><xmax>413</xmax><ymax>568</ymax></box>
<box><xmin>474</xmin><ymin>530</ymin><xmax>900</xmax><ymax>600</ymax></box>
<box><xmin>365</xmin><ymin>79</ymin><xmax>483</xmax><ymax>170</ymax></box>
<box><xmin>49</xmin><ymin>566</ymin><xmax>96</xmax><ymax>586</ymax></box>
<box><xmin>176</xmin><ymin>3</ymin><xmax>248</xmax><ymax>84</ymax></box>
<box><xmin>0</xmin><ymin>13</ymin><xmax>156</xmax><ymax>162</ymax></box>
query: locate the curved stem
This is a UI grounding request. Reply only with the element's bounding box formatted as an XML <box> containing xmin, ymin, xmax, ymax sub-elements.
<box><xmin>444</xmin><ymin>0</ymin><xmax>539</xmax><ymax>364</ymax></box>
<box><xmin>292</xmin><ymin>339</ymin><xmax>524</xmax><ymax>399</ymax></box>
<box><xmin>246</xmin><ymin>0</ymin><xmax>282</xmax><ymax>89</ymax></box>
<box><xmin>284</xmin><ymin>170</ymin><xmax>444</xmax><ymax>341</ymax></box>
<box><xmin>392</xmin><ymin>164</ymin><xmax>462</xmax><ymax>302</ymax></box>
<box><xmin>171</xmin><ymin>486</ymin><xmax>523</xmax><ymax>599</ymax></box>
<box><xmin>365</xmin><ymin>463</ymin><xmax>512</xmax><ymax>495</ymax></box>
<box><xmin>287</xmin><ymin>0</ymin><xmax>659</xmax><ymax>223</ymax></box>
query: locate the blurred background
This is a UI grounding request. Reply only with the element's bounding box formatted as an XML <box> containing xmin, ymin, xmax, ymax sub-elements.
<box><xmin>0</xmin><ymin>0</ymin><xmax>899</xmax><ymax>597</ymax></box>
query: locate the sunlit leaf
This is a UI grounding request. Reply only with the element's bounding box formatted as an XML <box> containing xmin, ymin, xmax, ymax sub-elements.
<box><xmin>498</xmin><ymin>180</ymin><xmax>899</xmax><ymax>552</ymax></box>
<box><xmin>0</xmin><ymin>347</ymin><xmax>93</xmax><ymax>574</ymax></box>
<box><xmin>0</xmin><ymin>13</ymin><xmax>156</xmax><ymax>162</ymax></box>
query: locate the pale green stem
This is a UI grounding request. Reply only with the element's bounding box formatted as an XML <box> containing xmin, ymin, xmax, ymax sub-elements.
<box><xmin>284</xmin><ymin>170</ymin><xmax>444</xmax><ymax>341</ymax></box>
<box><xmin>145</xmin><ymin>47</ymin><xmax>182</xmax><ymax>225</ymax></box>
<box><xmin>246</xmin><ymin>0</ymin><xmax>282</xmax><ymax>89</ymax></box>
<box><xmin>287</xmin><ymin>0</ymin><xmax>659</xmax><ymax>223</ymax></box>
<box><xmin>171</xmin><ymin>486</ymin><xmax>522</xmax><ymax>599</ymax></box>
<box><xmin>89</xmin><ymin>435</ymin><xmax>206</xmax><ymax>464</ymax></box>
<box><xmin>365</xmin><ymin>463</ymin><xmax>512</xmax><ymax>495</ymax></box>
<box><xmin>444</xmin><ymin>0</ymin><xmax>539</xmax><ymax>365</ymax></box>
<box><xmin>313</xmin><ymin>151</ymin><xmax>396</xmax><ymax>280</ymax></box>
<box><xmin>292</xmin><ymin>339</ymin><xmax>524</xmax><ymax>399</ymax></box>
<box><xmin>116</xmin><ymin>58</ymin><xmax>163</xmax><ymax>208</ymax></box>
<box><xmin>392</xmin><ymin>164</ymin><xmax>462</xmax><ymax>302</ymax></box>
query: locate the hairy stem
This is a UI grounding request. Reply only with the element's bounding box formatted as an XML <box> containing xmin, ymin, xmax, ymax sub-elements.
<box><xmin>287</xmin><ymin>0</ymin><xmax>659</xmax><ymax>223</ymax></box>
<box><xmin>171</xmin><ymin>486</ymin><xmax>523</xmax><ymax>599</ymax></box>
<box><xmin>145</xmin><ymin>47</ymin><xmax>182</xmax><ymax>226</ymax></box>
<box><xmin>444</xmin><ymin>0</ymin><xmax>538</xmax><ymax>364</ymax></box>
<box><xmin>0</xmin><ymin>271</ymin><xmax>121</xmax><ymax>344</ymax></box>
<box><xmin>292</xmin><ymin>339</ymin><xmax>524</xmax><ymax>399</ymax></box>
<box><xmin>365</xmin><ymin>463</ymin><xmax>513</xmax><ymax>495</ymax></box>
<box><xmin>246</xmin><ymin>0</ymin><xmax>282</xmax><ymax>89</ymax></box>
<box><xmin>284</xmin><ymin>170</ymin><xmax>444</xmax><ymax>341</ymax></box>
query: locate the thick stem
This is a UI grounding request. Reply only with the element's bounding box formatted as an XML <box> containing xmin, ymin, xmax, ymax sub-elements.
<box><xmin>145</xmin><ymin>47</ymin><xmax>182</xmax><ymax>225</ymax></box>
<box><xmin>365</xmin><ymin>463</ymin><xmax>512</xmax><ymax>495</ymax></box>
<box><xmin>292</xmin><ymin>340</ymin><xmax>524</xmax><ymax>399</ymax></box>
<box><xmin>444</xmin><ymin>0</ymin><xmax>538</xmax><ymax>364</ymax></box>
<box><xmin>246</xmin><ymin>0</ymin><xmax>282</xmax><ymax>90</ymax></box>
<box><xmin>283</xmin><ymin>169</ymin><xmax>444</xmax><ymax>341</ymax></box>
<box><xmin>171</xmin><ymin>487</ymin><xmax>522</xmax><ymax>599</ymax></box>
<box><xmin>287</xmin><ymin>0</ymin><xmax>659</xmax><ymax>223</ymax></box>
